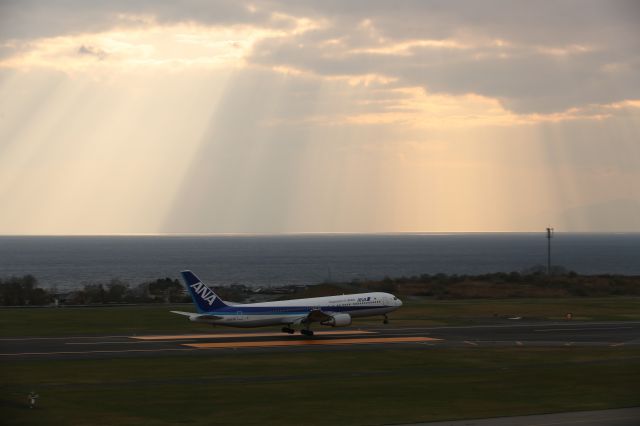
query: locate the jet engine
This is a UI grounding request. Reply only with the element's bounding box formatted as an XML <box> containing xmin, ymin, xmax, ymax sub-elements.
<box><xmin>321</xmin><ymin>313</ymin><xmax>352</xmax><ymax>327</ymax></box>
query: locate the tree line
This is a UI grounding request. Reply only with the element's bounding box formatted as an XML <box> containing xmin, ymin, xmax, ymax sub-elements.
<box><xmin>0</xmin><ymin>276</ymin><xmax>189</xmax><ymax>306</ymax></box>
<box><xmin>359</xmin><ymin>268</ymin><xmax>640</xmax><ymax>298</ymax></box>
<box><xmin>3</xmin><ymin>268</ymin><xmax>640</xmax><ymax>306</ymax></box>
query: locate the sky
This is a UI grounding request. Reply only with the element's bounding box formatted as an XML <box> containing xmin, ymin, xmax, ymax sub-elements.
<box><xmin>0</xmin><ymin>0</ymin><xmax>639</xmax><ymax>234</ymax></box>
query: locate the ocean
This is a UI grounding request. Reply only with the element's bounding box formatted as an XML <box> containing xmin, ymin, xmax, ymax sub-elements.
<box><xmin>0</xmin><ymin>233</ymin><xmax>638</xmax><ymax>291</ymax></box>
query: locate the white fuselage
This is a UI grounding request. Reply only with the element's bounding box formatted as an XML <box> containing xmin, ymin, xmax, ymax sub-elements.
<box><xmin>192</xmin><ymin>292</ymin><xmax>402</xmax><ymax>327</ymax></box>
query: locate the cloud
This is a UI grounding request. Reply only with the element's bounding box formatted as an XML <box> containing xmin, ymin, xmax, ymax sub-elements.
<box><xmin>1</xmin><ymin>1</ymin><xmax>639</xmax><ymax>114</ymax></box>
<box><xmin>0</xmin><ymin>17</ymin><xmax>321</xmax><ymax>74</ymax></box>
<box><xmin>78</xmin><ymin>44</ymin><xmax>107</xmax><ymax>60</ymax></box>
<box><xmin>246</xmin><ymin>1</ymin><xmax>640</xmax><ymax>114</ymax></box>
<box><xmin>0</xmin><ymin>1</ymin><xmax>319</xmax><ymax>45</ymax></box>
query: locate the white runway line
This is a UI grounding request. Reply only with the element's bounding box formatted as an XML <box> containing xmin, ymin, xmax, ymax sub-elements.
<box><xmin>0</xmin><ymin>335</ymin><xmax>131</xmax><ymax>341</ymax></box>
<box><xmin>0</xmin><ymin>348</ymin><xmax>197</xmax><ymax>356</ymax></box>
<box><xmin>534</xmin><ymin>327</ymin><xmax>632</xmax><ymax>332</ymax></box>
<box><xmin>132</xmin><ymin>330</ymin><xmax>375</xmax><ymax>341</ymax></box>
<box><xmin>65</xmin><ymin>340</ymin><xmax>197</xmax><ymax>345</ymax></box>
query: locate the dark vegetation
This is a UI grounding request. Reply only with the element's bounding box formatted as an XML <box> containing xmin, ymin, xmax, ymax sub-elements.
<box><xmin>0</xmin><ymin>275</ymin><xmax>50</xmax><ymax>306</ymax></box>
<box><xmin>357</xmin><ymin>270</ymin><xmax>640</xmax><ymax>299</ymax></box>
<box><xmin>0</xmin><ymin>276</ymin><xmax>188</xmax><ymax>306</ymax></box>
<box><xmin>286</xmin><ymin>265</ymin><xmax>640</xmax><ymax>300</ymax></box>
<box><xmin>0</xmin><ymin>276</ymin><xmax>280</xmax><ymax>306</ymax></box>
<box><xmin>2</xmin><ymin>266</ymin><xmax>639</xmax><ymax>306</ymax></box>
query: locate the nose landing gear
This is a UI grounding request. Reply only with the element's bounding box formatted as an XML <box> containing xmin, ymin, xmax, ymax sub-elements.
<box><xmin>301</xmin><ymin>329</ymin><xmax>314</xmax><ymax>336</ymax></box>
<box><xmin>383</xmin><ymin>314</ymin><xmax>389</xmax><ymax>324</ymax></box>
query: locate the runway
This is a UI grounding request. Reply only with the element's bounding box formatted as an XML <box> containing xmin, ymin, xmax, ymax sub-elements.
<box><xmin>1</xmin><ymin>321</ymin><xmax>639</xmax><ymax>360</ymax></box>
<box><xmin>403</xmin><ymin>407</ymin><xmax>640</xmax><ymax>426</ymax></box>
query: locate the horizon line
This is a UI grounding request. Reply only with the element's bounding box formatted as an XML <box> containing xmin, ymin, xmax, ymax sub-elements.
<box><xmin>1</xmin><ymin>231</ymin><xmax>639</xmax><ymax>237</ymax></box>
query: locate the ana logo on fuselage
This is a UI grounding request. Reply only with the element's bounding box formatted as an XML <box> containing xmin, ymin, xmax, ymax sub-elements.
<box><xmin>190</xmin><ymin>282</ymin><xmax>217</xmax><ymax>306</ymax></box>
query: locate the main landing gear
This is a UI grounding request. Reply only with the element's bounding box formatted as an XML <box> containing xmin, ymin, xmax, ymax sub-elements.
<box><xmin>282</xmin><ymin>324</ymin><xmax>314</xmax><ymax>336</ymax></box>
<box><xmin>383</xmin><ymin>314</ymin><xmax>389</xmax><ymax>325</ymax></box>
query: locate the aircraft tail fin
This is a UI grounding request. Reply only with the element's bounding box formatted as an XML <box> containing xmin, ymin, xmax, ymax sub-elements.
<box><xmin>180</xmin><ymin>270</ymin><xmax>228</xmax><ymax>313</ymax></box>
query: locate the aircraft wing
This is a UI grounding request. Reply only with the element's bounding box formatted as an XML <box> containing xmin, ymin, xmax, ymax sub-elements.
<box><xmin>303</xmin><ymin>309</ymin><xmax>334</xmax><ymax>323</ymax></box>
<box><xmin>297</xmin><ymin>309</ymin><xmax>352</xmax><ymax>327</ymax></box>
<box><xmin>170</xmin><ymin>311</ymin><xmax>223</xmax><ymax>321</ymax></box>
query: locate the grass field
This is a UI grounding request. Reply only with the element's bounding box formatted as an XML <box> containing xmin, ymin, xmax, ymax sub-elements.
<box><xmin>1</xmin><ymin>347</ymin><xmax>639</xmax><ymax>425</ymax></box>
<box><xmin>1</xmin><ymin>297</ymin><xmax>639</xmax><ymax>337</ymax></box>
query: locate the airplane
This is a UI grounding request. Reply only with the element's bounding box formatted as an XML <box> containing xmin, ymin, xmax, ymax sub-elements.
<box><xmin>172</xmin><ymin>270</ymin><xmax>403</xmax><ymax>336</ymax></box>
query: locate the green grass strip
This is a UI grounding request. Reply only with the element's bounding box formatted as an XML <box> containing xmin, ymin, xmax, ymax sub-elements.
<box><xmin>1</xmin><ymin>347</ymin><xmax>639</xmax><ymax>425</ymax></box>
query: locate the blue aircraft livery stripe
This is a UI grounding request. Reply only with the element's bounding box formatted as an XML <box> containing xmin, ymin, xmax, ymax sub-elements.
<box><xmin>202</xmin><ymin>305</ymin><xmax>394</xmax><ymax>315</ymax></box>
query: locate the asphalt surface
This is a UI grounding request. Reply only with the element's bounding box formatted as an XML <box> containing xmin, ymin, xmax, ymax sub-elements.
<box><xmin>403</xmin><ymin>407</ymin><xmax>640</xmax><ymax>426</ymax></box>
<box><xmin>1</xmin><ymin>320</ymin><xmax>639</xmax><ymax>360</ymax></box>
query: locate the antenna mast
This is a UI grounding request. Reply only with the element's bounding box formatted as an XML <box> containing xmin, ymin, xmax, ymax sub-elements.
<box><xmin>546</xmin><ymin>227</ymin><xmax>554</xmax><ymax>275</ymax></box>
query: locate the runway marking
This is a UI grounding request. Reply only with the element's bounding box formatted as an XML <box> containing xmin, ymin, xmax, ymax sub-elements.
<box><xmin>610</xmin><ymin>342</ymin><xmax>626</xmax><ymax>347</ymax></box>
<box><xmin>0</xmin><ymin>348</ymin><xmax>197</xmax><ymax>357</ymax></box>
<box><xmin>376</xmin><ymin>331</ymin><xmax>436</xmax><ymax>336</ymax></box>
<box><xmin>535</xmin><ymin>327</ymin><xmax>633</xmax><ymax>332</ymax></box>
<box><xmin>66</xmin><ymin>340</ymin><xmax>195</xmax><ymax>345</ymax></box>
<box><xmin>0</xmin><ymin>335</ymin><xmax>131</xmax><ymax>341</ymax></box>
<box><xmin>464</xmin><ymin>341</ymin><xmax>478</xmax><ymax>346</ymax></box>
<box><xmin>474</xmin><ymin>340</ymin><xmax>623</xmax><ymax>346</ymax></box>
<box><xmin>372</xmin><ymin>327</ymin><xmax>448</xmax><ymax>331</ymax></box>
<box><xmin>184</xmin><ymin>336</ymin><xmax>439</xmax><ymax>349</ymax></box>
<box><xmin>380</xmin><ymin>322</ymin><xmax>640</xmax><ymax>332</ymax></box>
<box><xmin>132</xmin><ymin>330</ymin><xmax>374</xmax><ymax>341</ymax></box>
